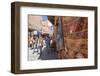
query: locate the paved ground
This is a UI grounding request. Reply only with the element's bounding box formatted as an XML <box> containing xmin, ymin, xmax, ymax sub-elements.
<box><xmin>28</xmin><ymin>48</ymin><xmax>40</xmax><ymax>61</ymax></box>
<box><xmin>28</xmin><ymin>47</ymin><xmax>58</xmax><ymax>61</ymax></box>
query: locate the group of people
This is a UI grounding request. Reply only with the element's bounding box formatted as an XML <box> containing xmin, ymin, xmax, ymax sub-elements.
<box><xmin>28</xmin><ymin>32</ymin><xmax>53</xmax><ymax>55</ymax></box>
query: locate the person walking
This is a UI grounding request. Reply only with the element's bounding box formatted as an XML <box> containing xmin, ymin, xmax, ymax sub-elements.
<box><xmin>33</xmin><ymin>36</ymin><xmax>39</xmax><ymax>54</ymax></box>
<box><xmin>42</xmin><ymin>37</ymin><xmax>46</xmax><ymax>51</ymax></box>
<box><xmin>45</xmin><ymin>35</ymin><xmax>51</xmax><ymax>53</ymax></box>
<box><xmin>38</xmin><ymin>35</ymin><xmax>43</xmax><ymax>56</ymax></box>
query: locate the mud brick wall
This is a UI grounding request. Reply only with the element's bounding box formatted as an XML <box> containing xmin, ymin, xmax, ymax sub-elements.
<box><xmin>58</xmin><ymin>17</ymin><xmax>88</xmax><ymax>59</ymax></box>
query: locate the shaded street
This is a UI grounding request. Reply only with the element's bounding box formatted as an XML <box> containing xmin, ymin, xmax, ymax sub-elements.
<box><xmin>28</xmin><ymin>47</ymin><xmax>58</xmax><ymax>61</ymax></box>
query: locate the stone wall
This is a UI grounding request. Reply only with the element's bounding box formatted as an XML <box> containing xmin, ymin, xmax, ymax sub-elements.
<box><xmin>57</xmin><ymin>16</ymin><xmax>88</xmax><ymax>59</ymax></box>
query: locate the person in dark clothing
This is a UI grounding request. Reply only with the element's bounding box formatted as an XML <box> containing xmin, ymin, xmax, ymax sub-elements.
<box><xmin>45</xmin><ymin>36</ymin><xmax>51</xmax><ymax>53</ymax></box>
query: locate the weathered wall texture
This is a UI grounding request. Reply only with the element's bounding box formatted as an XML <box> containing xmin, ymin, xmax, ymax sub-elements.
<box><xmin>58</xmin><ymin>16</ymin><xmax>88</xmax><ymax>59</ymax></box>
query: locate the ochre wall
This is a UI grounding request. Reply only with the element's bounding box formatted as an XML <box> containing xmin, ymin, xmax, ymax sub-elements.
<box><xmin>58</xmin><ymin>16</ymin><xmax>88</xmax><ymax>59</ymax></box>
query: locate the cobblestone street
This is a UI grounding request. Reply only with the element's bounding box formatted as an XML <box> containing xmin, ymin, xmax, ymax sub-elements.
<box><xmin>28</xmin><ymin>47</ymin><xmax>58</xmax><ymax>61</ymax></box>
<box><xmin>28</xmin><ymin>48</ymin><xmax>40</xmax><ymax>61</ymax></box>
